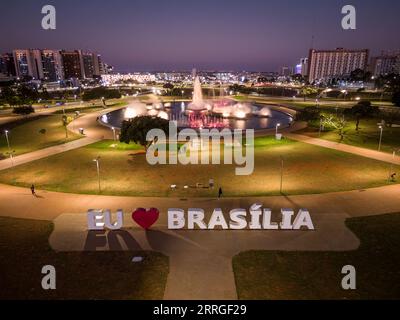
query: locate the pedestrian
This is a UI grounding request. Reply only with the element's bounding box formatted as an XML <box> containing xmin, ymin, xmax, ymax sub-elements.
<box><xmin>30</xmin><ymin>184</ymin><xmax>36</xmax><ymax>196</ymax></box>
<box><xmin>218</xmin><ymin>187</ymin><xmax>223</xmax><ymax>198</ymax></box>
<box><xmin>391</xmin><ymin>173</ymin><xmax>397</xmax><ymax>182</ymax></box>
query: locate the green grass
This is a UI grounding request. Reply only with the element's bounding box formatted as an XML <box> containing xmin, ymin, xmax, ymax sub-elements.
<box><xmin>300</xmin><ymin>118</ymin><xmax>400</xmax><ymax>154</ymax></box>
<box><xmin>88</xmin><ymin>140</ymin><xmax>144</xmax><ymax>151</ymax></box>
<box><xmin>0</xmin><ymin>136</ymin><xmax>398</xmax><ymax>197</ymax></box>
<box><xmin>233</xmin><ymin>213</ymin><xmax>400</xmax><ymax>300</ymax></box>
<box><xmin>0</xmin><ymin>115</ymin><xmax>82</xmax><ymax>157</ymax></box>
<box><xmin>52</xmin><ymin>106</ymin><xmax>103</xmax><ymax>115</ymax></box>
<box><xmin>0</xmin><ymin>216</ymin><xmax>169</xmax><ymax>299</ymax></box>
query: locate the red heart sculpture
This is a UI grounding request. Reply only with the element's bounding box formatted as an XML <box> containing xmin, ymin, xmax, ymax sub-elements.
<box><xmin>132</xmin><ymin>208</ymin><xmax>159</xmax><ymax>230</ymax></box>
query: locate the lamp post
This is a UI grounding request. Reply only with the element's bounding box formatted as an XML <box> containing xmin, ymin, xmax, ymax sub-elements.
<box><xmin>388</xmin><ymin>149</ymin><xmax>400</xmax><ymax>182</ymax></box>
<box><xmin>4</xmin><ymin>130</ymin><xmax>11</xmax><ymax>151</ymax></box>
<box><xmin>378</xmin><ymin>125</ymin><xmax>383</xmax><ymax>151</ymax></box>
<box><xmin>181</xmin><ymin>90</ymin><xmax>184</xmax><ymax>99</ymax></box>
<box><xmin>275</xmin><ymin>123</ymin><xmax>281</xmax><ymax>136</ymax></box>
<box><xmin>93</xmin><ymin>156</ymin><xmax>101</xmax><ymax>193</ymax></box>
<box><xmin>280</xmin><ymin>156</ymin><xmax>284</xmax><ymax>194</ymax></box>
<box><xmin>341</xmin><ymin>90</ymin><xmax>347</xmax><ymax>101</ymax></box>
<box><xmin>111</xmin><ymin>127</ymin><xmax>116</xmax><ymax>141</ymax></box>
<box><xmin>6</xmin><ymin>150</ymin><xmax>15</xmax><ymax>167</ymax></box>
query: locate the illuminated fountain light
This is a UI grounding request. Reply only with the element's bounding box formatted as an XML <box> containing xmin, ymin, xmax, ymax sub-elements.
<box><xmin>235</xmin><ymin>110</ymin><xmax>247</xmax><ymax>119</ymax></box>
<box><xmin>124</xmin><ymin>101</ymin><xmax>147</xmax><ymax>119</ymax></box>
<box><xmin>187</xmin><ymin>76</ymin><xmax>207</xmax><ymax>111</ymax></box>
<box><xmin>157</xmin><ymin>111</ymin><xmax>169</xmax><ymax>120</ymax></box>
<box><xmin>148</xmin><ymin>109</ymin><xmax>158</xmax><ymax>116</ymax></box>
<box><xmin>101</xmin><ymin>114</ymin><xmax>108</xmax><ymax>123</ymax></box>
<box><xmin>258</xmin><ymin>106</ymin><xmax>272</xmax><ymax>117</ymax></box>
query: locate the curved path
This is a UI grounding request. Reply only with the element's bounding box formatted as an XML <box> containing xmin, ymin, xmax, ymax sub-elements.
<box><xmin>1</xmin><ymin>102</ymin><xmax>400</xmax><ymax>299</ymax></box>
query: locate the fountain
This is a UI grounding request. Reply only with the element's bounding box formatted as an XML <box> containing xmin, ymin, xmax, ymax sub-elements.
<box><xmin>101</xmin><ymin>75</ymin><xmax>292</xmax><ymax>131</ymax></box>
<box><xmin>187</xmin><ymin>76</ymin><xmax>208</xmax><ymax>112</ymax></box>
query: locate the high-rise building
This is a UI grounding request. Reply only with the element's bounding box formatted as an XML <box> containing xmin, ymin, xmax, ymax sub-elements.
<box><xmin>61</xmin><ymin>50</ymin><xmax>82</xmax><ymax>79</ymax></box>
<box><xmin>13</xmin><ymin>49</ymin><xmax>37</xmax><ymax>78</ymax></box>
<box><xmin>280</xmin><ymin>66</ymin><xmax>292</xmax><ymax>77</ymax></box>
<box><xmin>0</xmin><ymin>53</ymin><xmax>16</xmax><ymax>77</ymax></box>
<box><xmin>307</xmin><ymin>48</ymin><xmax>369</xmax><ymax>83</ymax></box>
<box><xmin>13</xmin><ymin>49</ymin><xmax>63</xmax><ymax>81</ymax></box>
<box><xmin>79</xmin><ymin>51</ymin><xmax>96</xmax><ymax>78</ymax></box>
<box><xmin>41</xmin><ymin>49</ymin><xmax>64</xmax><ymax>81</ymax></box>
<box><xmin>93</xmin><ymin>53</ymin><xmax>103</xmax><ymax>76</ymax></box>
<box><xmin>370</xmin><ymin>51</ymin><xmax>400</xmax><ymax>76</ymax></box>
<box><xmin>300</xmin><ymin>58</ymin><xmax>308</xmax><ymax>77</ymax></box>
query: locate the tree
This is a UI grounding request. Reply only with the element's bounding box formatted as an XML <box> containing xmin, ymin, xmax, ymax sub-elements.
<box><xmin>297</xmin><ymin>106</ymin><xmax>321</xmax><ymax>122</ymax></box>
<box><xmin>1</xmin><ymin>84</ymin><xmax>38</xmax><ymax>107</ymax></box>
<box><xmin>163</xmin><ymin>83</ymin><xmax>174</xmax><ymax>90</ymax></box>
<box><xmin>344</xmin><ymin>101</ymin><xmax>379</xmax><ymax>131</ymax></box>
<box><xmin>62</xmin><ymin>115</ymin><xmax>73</xmax><ymax>139</ymax></box>
<box><xmin>322</xmin><ymin>115</ymin><xmax>347</xmax><ymax>142</ymax></box>
<box><xmin>299</xmin><ymin>86</ymin><xmax>318</xmax><ymax>101</ymax></box>
<box><xmin>392</xmin><ymin>91</ymin><xmax>400</xmax><ymax>107</ymax></box>
<box><xmin>349</xmin><ymin>68</ymin><xmax>371</xmax><ymax>82</ymax></box>
<box><xmin>120</xmin><ymin>116</ymin><xmax>169</xmax><ymax>151</ymax></box>
<box><xmin>82</xmin><ymin>87</ymin><xmax>121</xmax><ymax>103</ymax></box>
<box><xmin>13</xmin><ymin>105</ymin><xmax>35</xmax><ymax>115</ymax></box>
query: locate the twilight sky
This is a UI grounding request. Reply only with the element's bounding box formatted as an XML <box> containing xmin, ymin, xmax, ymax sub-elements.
<box><xmin>2</xmin><ymin>0</ymin><xmax>400</xmax><ymax>72</ymax></box>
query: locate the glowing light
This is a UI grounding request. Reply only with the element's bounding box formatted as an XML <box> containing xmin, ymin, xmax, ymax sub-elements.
<box><xmin>235</xmin><ymin>110</ymin><xmax>246</xmax><ymax>119</ymax></box>
<box><xmin>158</xmin><ymin>111</ymin><xmax>169</xmax><ymax>120</ymax></box>
<box><xmin>124</xmin><ymin>108</ymin><xmax>137</xmax><ymax>118</ymax></box>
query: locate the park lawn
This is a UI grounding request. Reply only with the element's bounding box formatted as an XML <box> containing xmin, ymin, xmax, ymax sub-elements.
<box><xmin>0</xmin><ymin>136</ymin><xmax>398</xmax><ymax>197</ymax></box>
<box><xmin>299</xmin><ymin>118</ymin><xmax>400</xmax><ymax>154</ymax></box>
<box><xmin>0</xmin><ymin>115</ymin><xmax>82</xmax><ymax>157</ymax></box>
<box><xmin>0</xmin><ymin>216</ymin><xmax>169</xmax><ymax>299</ymax></box>
<box><xmin>232</xmin><ymin>213</ymin><xmax>400</xmax><ymax>300</ymax></box>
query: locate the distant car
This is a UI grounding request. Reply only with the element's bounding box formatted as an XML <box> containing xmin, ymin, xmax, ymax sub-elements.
<box><xmin>43</xmin><ymin>105</ymin><xmax>51</xmax><ymax>108</ymax></box>
<box><xmin>55</xmin><ymin>101</ymin><xmax>65</xmax><ymax>106</ymax></box>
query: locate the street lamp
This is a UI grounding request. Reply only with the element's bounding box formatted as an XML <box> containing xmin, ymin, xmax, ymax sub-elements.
<box><xmin>275</xmin><ymin>123</ymin><xmax>281</xmax><ymax>136</ymax></box>
<box><xmin>388</xmin><ymin>148</ymin><xmax>400</xmax><ymax>182</ymax></box>
<box><xmin>181</xmin><ymin>90</ymin><xmax>184</xmax><ymax>99</ymax></box>
<box><xmin>4</xmin><ymin>130</ymin><xmax>11</xmax><ymax>151</ymax></box>
<box><xmin>6</xmin><ymin>150</ymin><xmax>15</xmax><ymax>167</ymax></box>
<box><xmin>341</xmin><ymin>90</ymin><xmax>347</xmax><ymax>101</ymax></box>
<box><xmin>93</xmin><ymin>156</ymin><xmax>101</xmax><ymax>193</ymax></box>
<box><xmin>280</xmin><ymin>156</ymin><xmax>284</xmax><ymax>194</ymax></box>
<box><xmin>378</xmin><ymin>125</ymin><xmax>384</xmax><ymax>151</ymax></box>
<box><xmin>111</xmin><ymin>127</ymin><xmax>116</xmax><ymax>141</ymax></box>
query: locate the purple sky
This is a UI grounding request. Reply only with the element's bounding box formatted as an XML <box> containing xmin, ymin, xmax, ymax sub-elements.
<box><xmin>2</xmin><ymin>0</ymin><xmax>400</xmax><ymax>72</ymax></box>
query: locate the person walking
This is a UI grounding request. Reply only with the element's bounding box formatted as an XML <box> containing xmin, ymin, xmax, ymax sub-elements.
<box><xmin>30</xmin><ymin>184</ymin><xmax>36</xmax><ymax>196</ymax></box>
<box><xmin>218</xmin><ymin>187</ymin><xmax>223</xmax><ymax>198</ymax></box>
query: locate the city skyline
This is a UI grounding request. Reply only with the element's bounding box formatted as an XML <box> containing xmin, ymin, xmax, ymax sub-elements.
<box><xmin>2</xmin><ymin>0</ymin><xmax>400</xmax><ymax>72</ymax></box>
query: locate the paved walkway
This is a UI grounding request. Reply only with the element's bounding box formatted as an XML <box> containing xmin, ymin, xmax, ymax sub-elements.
<box><xmin>0</xmin><ymin>137</ymin><xmax>100</xmax><ymax>171</ymax></box>
<box><xmin>287</xmin><ymin>133</ymin><xmax>400</xmax><ymax>165</ymax></box>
